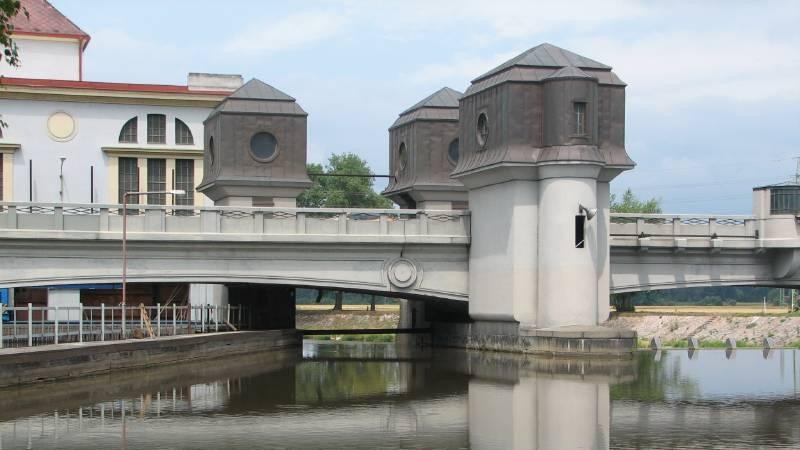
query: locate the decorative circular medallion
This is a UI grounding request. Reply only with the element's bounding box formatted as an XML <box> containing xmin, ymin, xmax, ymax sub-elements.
<box><xmin>47</xmin><ymin>111</ymin><xmax>77</xmax><ymax>142</ymax></box>
<box><xmin>249</xmin><ymin>132</ymin><xmax>279</xmax><ymax>162</ymax></box>
<box><xmin>386</xmin><ymin>257</ymin><xmax>420</xmax><ymax>288</ymax></box>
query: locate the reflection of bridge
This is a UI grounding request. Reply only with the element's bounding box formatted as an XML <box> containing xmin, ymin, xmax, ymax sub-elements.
<box><xmin>1</xmin><ymin>202</ymin><xmax>798</xmax><ymax>297</ymax></box>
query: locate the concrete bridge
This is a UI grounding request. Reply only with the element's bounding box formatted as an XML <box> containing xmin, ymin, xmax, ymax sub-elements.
<box><xmin>1</xmin><ymin>201</ymin><xmax>798</xmax><ymax>297</ymax></box>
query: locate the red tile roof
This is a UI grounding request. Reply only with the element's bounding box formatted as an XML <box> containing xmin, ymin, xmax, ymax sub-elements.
<box><xmin>10</xmin><ymin>0</ymin><xmax>90</xmax><ymax>44</ymax></box>
<box><xmin>0</xmin><ymin>77</ymin><xmax>232</xmax><ymax>96</ymax></box>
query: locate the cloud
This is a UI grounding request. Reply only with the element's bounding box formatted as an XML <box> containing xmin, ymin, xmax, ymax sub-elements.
<box><xmin>407</xmin><ymin>51</ymin><xmax>520</xmax><ymax>86</ymax></box>
<box><xmin>224</xmin><ymin>11</ymin><xmax>348</xmax><ymax>53</ymax></box>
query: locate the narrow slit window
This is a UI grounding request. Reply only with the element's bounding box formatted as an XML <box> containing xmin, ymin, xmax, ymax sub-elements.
<box><xmin>575</xmin><ymin>215</ymin><xmax>586</xmax><ymax>248</ymax></box>
<box><xmin>574</xmin><ymin>102</ymin><xmax>587</xmax><ymax>135</ymax></box>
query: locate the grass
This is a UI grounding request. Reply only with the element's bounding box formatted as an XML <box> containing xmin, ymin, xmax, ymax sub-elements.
<box><xmin>643</xmin><ymin>338</ymin><xmax>760</xmax><ymax>349</ymax></box>
<box><xmin>309</xmin><ymin>334</ymin><xmax>395</xmax><ymax>342</ymax></box>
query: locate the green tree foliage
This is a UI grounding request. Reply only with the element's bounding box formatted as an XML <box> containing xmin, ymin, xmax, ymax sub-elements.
<box><xmin>610</xmin><ymin>188</ymin><xmax>662</xmax><ymax>214</ymax></box>
<box><xmin>297</xmin><ymin>153</ymin><xmax>393</xmax><ymax>209</ymax></box>
<box><xmin>0</xmin><ymin>0</ymin><xmax>26</xmax><ymax>67</ymax></box>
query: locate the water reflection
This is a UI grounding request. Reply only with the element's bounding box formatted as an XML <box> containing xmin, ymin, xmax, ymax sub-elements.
<box><xmin>0</xmin><ymin>343</ymin><xmax>799</xmax><ymax>449</ymax></box>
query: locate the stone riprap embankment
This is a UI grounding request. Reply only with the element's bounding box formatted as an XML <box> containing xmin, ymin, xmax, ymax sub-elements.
<box><xmin>605</xmin><ymin>314</ymin><xmax>800</xmax><ymax>346</ymax></box>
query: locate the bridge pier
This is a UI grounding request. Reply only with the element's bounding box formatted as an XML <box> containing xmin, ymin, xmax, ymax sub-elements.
<box><xmin>227</xmin><ymin>284</ymin><xmax>295</xmax><ymax>330</ymax></box>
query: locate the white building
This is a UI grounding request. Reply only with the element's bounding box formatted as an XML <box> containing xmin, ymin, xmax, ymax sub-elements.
<box><xmin>0</xmin><ymin>0</ymin><xmax>239</xmax><ymax>310</ymax></box>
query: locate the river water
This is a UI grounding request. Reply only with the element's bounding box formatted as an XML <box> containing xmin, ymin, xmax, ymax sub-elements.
<box><xmin>1</xmin><ymin>341</ymin><xmax>799</xmax><ymax>449</ymax></box>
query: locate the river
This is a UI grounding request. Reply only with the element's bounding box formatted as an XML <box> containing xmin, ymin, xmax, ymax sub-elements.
<box><xmin>0</xmin><ymin>341</ymin><xmax>798</xmax><ymax>449</ymax></box>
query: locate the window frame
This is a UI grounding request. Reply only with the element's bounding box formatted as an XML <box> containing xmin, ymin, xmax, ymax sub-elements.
<box><xmin>147</xmin><ymin>114</ymin><xmax>167</xmax><ymax>145</ymax></box>
<box><xmin>573</xmin><ymin>101</ymin><xmax>587</xmax><ymax>136</ymax></box>
<box><xmin>118</xmin><ymin>117</ymin><xmax>138</xmax><ymax>144</ymax></box>
<box><xmin>175</xmin><ymin>118</ymin><xmax>194</xmax><ymax>145</ymax></box>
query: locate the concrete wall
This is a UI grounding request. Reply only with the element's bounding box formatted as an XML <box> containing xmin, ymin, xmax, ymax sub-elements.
<box><xmin>0</xmin><ymin>38</ymin><xmax>80</xmax><ymax>80</ymax></box>
<box><xmin>0</xmin><ymin>98</ymin><xmax>209</xmax><ymax>204</ymax></box>
<box><xmin>0</xmin><ymin>330</ymin><xmax>299</xmax><ymax>387</ymax></box>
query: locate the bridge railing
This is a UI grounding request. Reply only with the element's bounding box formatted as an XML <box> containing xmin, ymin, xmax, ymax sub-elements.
<box><xmin>0</xmin><ymin>202</ymin><xmax>470</xmax><ymax>238</ymax></box>
<box><xmin>609</xmin><ymin>213</ymin><xmax>758</xmax><ymax>238</ymax></box>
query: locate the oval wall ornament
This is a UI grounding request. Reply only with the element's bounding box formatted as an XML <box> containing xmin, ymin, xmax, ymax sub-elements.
<box><xmin>386</xmin><ymin>257</ymin><xmax>421</xmax><ymax>288</ymax></box>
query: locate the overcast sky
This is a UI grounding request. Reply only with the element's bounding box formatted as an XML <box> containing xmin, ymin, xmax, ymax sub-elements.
<box><xmin>54</xmin><ymin>0</ymin><xmax>799</xmax><ymax>214</ymax></box>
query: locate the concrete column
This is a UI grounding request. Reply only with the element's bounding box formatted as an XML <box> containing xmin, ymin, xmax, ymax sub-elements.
<box><xmin>467</xmin><ymin>180</ymin><xmax>538</xmax><ymax>326</ymax></box>
<box><xmin>189</xmin><ymin>284</ymin><xmax>228</xmax><ymax>321</ymax></box>
<box><xmin>537</xmin><ymin>169</ymin><xmax>600</xmax><ymax>328</ymax></box>
<box><xmin>596</xmin><ymin>181</ymin><xmax>611</xmax><ymax>323</ymax></box>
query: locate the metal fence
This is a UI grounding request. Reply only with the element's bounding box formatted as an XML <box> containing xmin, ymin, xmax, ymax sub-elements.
<box><xmin>0</xmin><ymin>303</ymin><xmax>251</xmax><ymax>349</ymax></box>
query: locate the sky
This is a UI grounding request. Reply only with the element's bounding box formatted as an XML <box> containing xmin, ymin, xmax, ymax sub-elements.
<box><xmin>53</xmin><ymin>0</ymin><xmax>800</xmax><ymax>214</ymax></box>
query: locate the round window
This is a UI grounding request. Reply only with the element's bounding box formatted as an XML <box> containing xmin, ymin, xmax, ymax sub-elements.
<box><xmin>476</xmin><ymin>113</ymin><xmax>489</xmax><ymax>149</ymax></box>
<box><xmin>208</xmin><ymin>136</ymin><xmax>215</xmax><ymax>166</ymax></box>
<box><xmin>447</xmin><ymin>138</ymin><xmax>459</xmax><ymax>165</ymax></box>
<box><xmin>398</xmin><ymin>142</ymin><xmax>408</xmax><ymax>171</ymax></box>
<box><xmin>249</xmin><ymin>132</ymin><xmax>278</xmax><ymax>162</ymax></box>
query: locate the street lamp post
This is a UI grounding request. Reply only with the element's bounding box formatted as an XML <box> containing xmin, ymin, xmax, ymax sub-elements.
<box><xmin>121</xmin><ymin>190</ymin><xmax>185</xmax><ymax>336</ymax></box>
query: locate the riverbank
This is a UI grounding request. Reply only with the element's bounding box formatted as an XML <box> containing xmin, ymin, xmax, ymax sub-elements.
<box><xmin>605</xmin><ymin>314</ymin><xmax>800</xmax><ymax>347</ymax></box>
<box><xmin>296</xmin><ymin>309</ymin><xmax>400</xmax><ymax>342</ymax></box>
<box><xmin>0</xmin><ymin>330</ymin><xmax>299</xmax><ymax>387</ymax></box>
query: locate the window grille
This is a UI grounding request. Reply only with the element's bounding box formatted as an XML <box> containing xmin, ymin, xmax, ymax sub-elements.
<box><xmin>147</xmin><ymin>159</ymin><xmax>166</xmax><ymax>205</ymax></box>
<box><xmin>175</xmin><ymin>119</ymin><xmax>194</xmax><ymax>145</ymax></box>
<box><xmin>770</xmin><ymin>186</ymin><xmax>800</xmax><ymax>214</ymax></box>
<box><xmin>147</xmin><ymin>114</ymin><xmax>166</xmax><ymax>144</ymax></box>
<box><xmin>174</xmin><ymin>159</ymin><xmax>194</xmax><ymax>207</ymax></box>
<box><xmin>574</xmin><ymin>102</ymin><xmax>587</xmax><ymax>135</ymax></box>
<box><xmin>119</xmin><ymin>117</ymin><xmax>137</xmax><ymax>143</ymax></box>
<box><xmin>118</xmin><ymin>157</ymin><xmax>139</xmax><ymax>204</ymax></box>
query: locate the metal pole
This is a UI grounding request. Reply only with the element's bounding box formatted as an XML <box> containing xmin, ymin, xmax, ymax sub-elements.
<box><xmin>54</xmin><ymin>306</ymin><xmax>59</xmax><ymax>345</ymax></box>
<box><xmin>172</xmin><ymin>303</ymin><xmax>176</xmax><ymax>336</ymax></box>
<box><xmin>215</xmin><ymin>305</ymin><xmax>219</xmax><ymax>333</ymax></box>
<box><xmin>238</xmin><ymin>305</ymin><xmax>242</xmax><ymax>329</ymax></box>
<box><xmin>79</xmin><ymin>304</ymin><xmax>83</xmax><ymax>343</ymax></box>
<box><xmin>101</xmin><ymin>303</ymin><xmax>105</xmax><ymax>341</ymax></box>
<box><xmin>201</xmin><ymin>306</ymin><xmax>205</xmax><ymax>333</ymax></box>
<box><xmin>226</xmin><ymin>304</ymin><xmax>230</xmax><ymax>329</ymax></box>
<box><xmin>122</xmin><ymin>304</ymin><xmax>126</xmax><ymax>338</ymax></box>
<box><xmin>122</xmin><ymin>192</ymin><xmax>128</xmax><ymax>335</ymax></box>
<box><xmin>156</xmin><ymin>303</ymin><xmax>161</xmax><ymax>337</ymax></box>
<box><xmin>0</xmin><ymin>305</ymin><xmax>4</xmax><ymax>349</ymax></box>
<box><xmin>27</xmin><ymin>303</ymin><xmax>32</xmax><ymax>347</ymax></box>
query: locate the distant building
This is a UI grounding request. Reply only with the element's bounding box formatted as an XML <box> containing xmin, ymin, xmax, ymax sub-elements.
<box><xmin>0</xmin><ymin>0</ymin><xmax>243</xmax><ymax>309</ymax></box>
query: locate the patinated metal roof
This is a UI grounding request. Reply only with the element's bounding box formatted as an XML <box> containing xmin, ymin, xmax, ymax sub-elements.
<box><xmin>391</xmin><ymin>87</ymin><xmax>461</xmax><ymax>130</ymax></box>
<box><xmin>210</xmin><ymin>78</ymin><xmax>306</xmax><ymax>117</ymax></box>
<box><xmin>474</xmin><ymin>43</ymin><xmax>610</xmax><ymax>82</ymax></box>
<box><xmin>228</xmin><ymin>78</ymin><xmax>296</xmax><ymax>101</ymax></box>
<box><xmin>400</xmin><ymin>87</ymin><xmax>461</xmax><ymax>115</ymax></box>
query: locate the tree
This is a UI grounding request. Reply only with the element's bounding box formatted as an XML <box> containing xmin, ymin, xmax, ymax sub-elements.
<box><xmin>610</xmin><ymin>189</ymin><xmax>662</xmax><ymax>312</ymax></box>
<box><xmin>0</xmin><ymin>0</ymin><xmax>27</xmax><ymax>68</ymax></box>
<box><xmin>297</xmin><ymin>153</ymin><xmax>392</xmax><ymax>209</ymax></box>
<box><xmin>298</xmin><ymin>153</ymin><xmax>392</xmax><ymax>309</ymax></box>
<box><xmin>610</xmin><ymin>188</ymin><xmax>662</xmax><ymax>214</ymax></box>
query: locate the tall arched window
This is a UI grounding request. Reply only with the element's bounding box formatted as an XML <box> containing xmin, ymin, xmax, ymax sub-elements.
<box><xmin>175</xmin><ymin>118</ymin><xmax>194</xmax><ymax>145</ymax></box>
<box><xmin>118</xmin><ymin>117</ymin><xmax>137</xmax><ymax>143</ymax></box>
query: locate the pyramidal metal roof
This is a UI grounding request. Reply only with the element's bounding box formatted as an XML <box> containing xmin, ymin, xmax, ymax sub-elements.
<box><xmin>400</xmin><ymin>87</ymin><xmax>462</xmax><ymax>115</ymax></box>
<box><xmin>474</xmin><ymin>43</ymin><xmax>611</xmax><ymax>82</ymax></box>
<box><xmin>228</xmin><ymin>78</ymin><xmax>295</xmax><ymax>102</ymax></box>
<box><xmin>544</xmin><ymin>65</ymin><xmax>595</xmax><ymax>81</ymax></box>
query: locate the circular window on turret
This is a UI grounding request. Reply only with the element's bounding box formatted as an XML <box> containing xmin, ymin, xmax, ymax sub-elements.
<box><xmin>208</xmin><ymin>136</ymin><xmax>215</xmax><ymax>166</ymax></box>
<box><xmin>447</xmin><ymin>138</ymin><xmax>459</xmax><ymax>165</ymax></box>
<box><xmin>250</xmin><ymin>132</ymin><xmax>279</xmax><ymax>162</ymax></box>
<box><xmin>476</xmin><ymin>113</ymin><xmax>488</xmax><ymax>149</ymax></box>
<box><xmin>398</xmin><ymin>142</ymin><xmax>408</xmax><ymax>171</ymax></box>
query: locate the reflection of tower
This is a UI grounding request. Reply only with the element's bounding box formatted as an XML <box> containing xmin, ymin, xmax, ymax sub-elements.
<box><xmin>452</xmin><ymin>43</ymin><xmax>634</xmax><ymax>331</ymax></box>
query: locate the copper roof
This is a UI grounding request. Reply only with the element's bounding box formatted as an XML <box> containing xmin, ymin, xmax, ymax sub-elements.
<box><xmin>10</xmin><ymin>0</ymin><xmax>89</xmax><ymax>42</ymax></box>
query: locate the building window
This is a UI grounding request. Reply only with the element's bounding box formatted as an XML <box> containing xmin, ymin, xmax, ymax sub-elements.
<box><xmin>208</xmin><ymin>136</ymin><xmax>215</xmax><ymax>166</ymax></box>
<box><xmin>174</xmin><ymin>159</ymin><xmax>194</xmax><ymax>207</ymax></box>
<box><xmin>147</xmin><ymin>114</ymin><xmax>166</xmax><ymax>144</ymax></box>
<box><xmin>118</xmin><ymin>157</ymin><xmax>139</xmax><ymax>204</ymax></box>
<box><xmin>398</xmin><ymin>142</ymin><xmax>408</xmax><ymax>171</ymax></box>
<box><xmin>476</xmin><ymin>113</ymin><xmax>488</xmax><ymax>148</ymax></box>
<box><xmin>575</xmin><ymin>215</ymin><xmax>586</xmax><ymax>248</ymax></box>
<box><xmin>119</xmin><ymin>117</ymin><xmax>137</xmax><ymax>143</ymax></box>
<box><xmin>447</xmin><ymin>138</ymin><xmax>459</xmax><ymax>165</ymax></box>
<box><xmin>574</xmin><ymin>102</ymin><xmax>587</xmax><ymax>135</ymax></box>
<box><xmin>175</xmin><ymin>119</ymin><xmax>194</xmax><ymax>145</ymax></box>
<box><xmin>0</xmin><ymin>156</ymin><xmax>3</xmax><ymax>201</ymax></box>
<box><xmin>147</xmin><ymin>159</ymin><xmax>167</xmax><ymax>205</ymax></box>
<box><xmin>249</xmin><ymin>132</ymin><xmax>278</xmax><ymax>162</ymax></box>
<box><xmin>770</xmin><ymin>186</ymin><xmax>800</xmax><ymax>214</ymax></box>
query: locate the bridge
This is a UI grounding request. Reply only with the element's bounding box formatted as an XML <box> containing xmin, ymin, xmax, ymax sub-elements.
<box><xmin>1</xmin><ymin>203</ymin><xmax>798</xmax><ymax>296</ymax></box>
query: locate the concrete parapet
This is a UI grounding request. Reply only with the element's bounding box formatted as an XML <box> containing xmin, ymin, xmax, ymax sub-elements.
<box><xmin>0</xmin><ymin>330</ymin><xmax>300</xmax><ymax>387</ymax></box>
